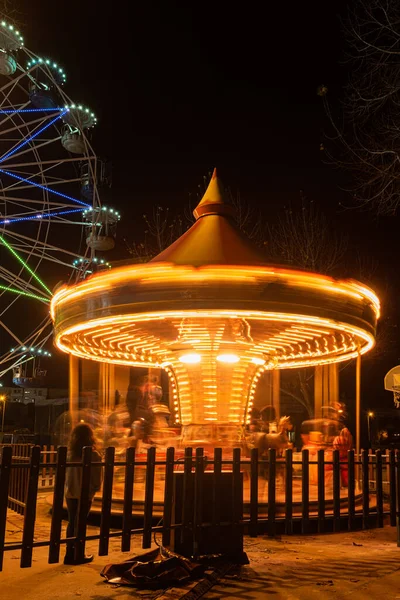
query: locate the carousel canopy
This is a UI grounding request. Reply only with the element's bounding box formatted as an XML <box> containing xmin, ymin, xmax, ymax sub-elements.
<box><xmin>51</xmin><ymin>171</ymin><xmax>380</xmax><ymax>425</ymax></box>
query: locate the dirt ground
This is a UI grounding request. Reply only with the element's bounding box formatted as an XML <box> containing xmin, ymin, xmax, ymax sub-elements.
<box><xmin>1</xmin><ymin>492</ymin><xmax>399</xmax><ymax>600</ymax></box>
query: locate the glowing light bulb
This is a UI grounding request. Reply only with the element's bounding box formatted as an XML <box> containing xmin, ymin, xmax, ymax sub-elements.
<box><xmin>217</xmin><ymin>353</ymin><xmax>239</xmax><ymax>364</ymax></box>
<box><xmin>251</xmin><ymin>357</ymin><xmax>266</xmax><ymax>365</ymax></box>
<box><xmin>179</xmin><ymin>352</ymin><xmax>201</xmax><ymax>364</ymax></box>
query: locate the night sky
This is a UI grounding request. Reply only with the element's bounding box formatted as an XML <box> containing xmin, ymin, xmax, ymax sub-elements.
<box><xmin>9</xmin><ymin>1</ymin><xmax>400</xmax><ymax>418</ymax></box>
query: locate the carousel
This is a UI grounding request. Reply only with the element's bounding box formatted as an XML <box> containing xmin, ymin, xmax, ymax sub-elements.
<box><xmin>50</xmin><ymin>170</ymin><xmax>380</xmax><ymax>510</ymax></box>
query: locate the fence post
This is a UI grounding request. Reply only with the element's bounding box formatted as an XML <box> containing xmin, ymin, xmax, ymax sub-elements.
<box><xmin>389</xmin><ymin>449</ymin><xmax>396</xmax><ymax>527</ymax></box>
<box><xmin>121</xmin><ymin>447</ymin><xmax>135</xmax><ymax>552</ymax></box>
<box><xmin>302</xmin><ymin>449</ymin><xmax>309</xmax><ymax>534</ymax></box>
<box><xmin>0</xmin><ymin>446</ymin><xmax>12</xmax><ymax>571</ymax></box>
<box><xmin>99</xmin><ymin>447</ymin><xmax>115</xmax><ymax>556</ymax></box>
<box><xmin>212</xmin><ymin>447</ymin><xmax>222</xmax><ymax>541</ymax></box>
<box><xmin>8</xmin><ymin>445</ymin><xmax>15</xmax><ymax>513</ymax></box>
<box><xmin>317</xmin><ymin>449</ymin><xmax>325</xmax><ymax>534</ymax></box>
<box><xmin>48</xmin><ymin>446</ymin><xmax>67</xmax><ymax>564</ymax></box>
<box><xmin>232</xmin><ymin>447</ymin><xmax>242</xmax><ymax>544</ymax></box>
<box><xmin>42</xmin><ymin>445</ymin><xmax>47</xmax><ymax>488</ymax></box>
<box><xmin>396</xmin><ymin>450</ymin><xmax>400</xmax><ymax>547</ymax></box>
<box><xmin>142</xmin><ymin>446</ymin><xmax>156</xmax><ymax>549</ymax></box>
<box><xmin>250</xmin><ymin>448</ymin><xmax>258</xmax><ymax>537</ymax></box>
<box><xmin>20</xmin><ymin>445</ymin><xmax>41</xmax><ymax>568</ymax></box>
<box><xmin>181</xmin><ymin>447</ymin><xmax>193</xmax><ymax>544</ymax></box>
<box><xmin>162</xmin><ymin>447</ymin><xmax>175</xmax><ymax>547</ymax></box>
<box><xmin>348</xmin><ymin>450</ymin><xmax>355</xmax><ymax>531</ymax></box>
<box><xmin>49</xmin><ymin>445</ymin><xmax>55</xmax><ymax>487</ymax></box>
<box><xmin>74</xmin><ymin>446</ymin><xmax>92</xmax><ymax>563</ymax></box>
<box><xmin>375</xmin><ymin>449</ymin><xmax>383</xmax><ymax>528</ymax></box>
<box><xmin>285</xmin><ymin>448</ymin><xmax>293</xmax><ymax>535</ymax></box>
<box><xmin>267</xmin><ymin>448</ymin><xmax>276</xmax><ymax>537</ymax></box>
<box><xmin>368</xmin><ymin>448</ymin><xmax>374</xmax><ymax>490</ymax></box>
<box><xmin>361</xmin><ymin>449</ymin><xmax>369</xmax><ymax>529</ymax></box>
<box><xmin>193</xmin><ymin>448</ymin><xmax>204</xmax><ymax>558</ymax></box>
<box><xmin>333</xmin><ymin>449</ymin><xmax>341</xmax><ymax>532</ymax></box>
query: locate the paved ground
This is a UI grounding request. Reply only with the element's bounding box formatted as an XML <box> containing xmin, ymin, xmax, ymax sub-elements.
<box><xmin>1</xmin><ymin>492</ymin><xmax>399</xmax><ymax>599</ymax></box>
<box><xmin>205</xmin><ymin>527</ymin><xmax>400</xmax><ymax>599</ymax></box>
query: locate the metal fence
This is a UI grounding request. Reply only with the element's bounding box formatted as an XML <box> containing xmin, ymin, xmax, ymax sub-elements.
<box><xmin>0</xmin><ymin>445</ymin><xmax>399</xmax><ymax>571</ymax></box>
<box><xmin>0</xmin><ymin>444</ymin><xmax>57</xmax><ymax>516</ymax></box>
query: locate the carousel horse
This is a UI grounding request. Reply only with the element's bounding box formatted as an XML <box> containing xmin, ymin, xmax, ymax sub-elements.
<box><xmin>252</xmin><ymin>416</ymin><xmax>293</xmax><ymax>454</ymax></box>
<box><xmin>248</xmin><ymin>416</ymin><xmax>293</xmax><ymax>486</ymax></box>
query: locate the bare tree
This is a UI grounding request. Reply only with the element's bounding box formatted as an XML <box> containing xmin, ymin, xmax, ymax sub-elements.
<box><xmin>266</xmin><ymin>193</ymin><xmax>348</xmax><ymax>417</ymax></box>
<box><xmin>320</xmin><ymin>0</ymin><xmax>400</xmax><ymax>214</ymax></box>
<box><xmin>267</xmin><ymin>191</ymin><xmax>348</xmax><ymax>274</ymax></box>
<box><xmin>228</xmin><ymin>189</ymin><xmax>267</xmax><ymax>249</ymax></box>
<box><xmin>281</xmin><ymin>367</ymin><xmax>315</xmax><ymax>418</ymax></box>
<box><xmin>124</xmin><ymin>206</ymin><xmax>186</xmax><ymax>262</ymax></box>
<box><xmin>0</xmin><ymin>2</ymin><xmax>24</xmax><ymax>26</ymax></box>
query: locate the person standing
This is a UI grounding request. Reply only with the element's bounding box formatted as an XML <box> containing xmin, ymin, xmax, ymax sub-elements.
<box><xmin>333</xmin><ymin>427</ymin><xmax>353</xmax><ymax>488</ymax></box>
<box><xmin>64</xmin><ymin>423</ymin><xmax>103</xmax><ymax>565</ymax></box>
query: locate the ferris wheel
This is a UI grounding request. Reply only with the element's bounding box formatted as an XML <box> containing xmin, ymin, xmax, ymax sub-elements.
<box><xmin>0</xmin><ymin>18</ymin><xmax>119</xmax><ymax>385</ymax></box>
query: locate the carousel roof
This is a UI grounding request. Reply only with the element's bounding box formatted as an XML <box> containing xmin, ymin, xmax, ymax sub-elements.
<box><xmin>151</xmin><ymin>169</ymin><xmax>266</xmax><ymax>266</ymax></box>
<box><xmin>51</xmin><ymin>171</ymin><xmax>380</xmax><ymax>374</ymax></box>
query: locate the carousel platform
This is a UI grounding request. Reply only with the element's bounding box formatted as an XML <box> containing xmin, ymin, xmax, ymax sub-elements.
<box><xmin>86</xmin><ymin>475</ymin><xmax>366</xmax><ymax>519</ymax></box>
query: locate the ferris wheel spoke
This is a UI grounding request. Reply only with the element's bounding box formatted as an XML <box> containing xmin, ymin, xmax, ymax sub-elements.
<box><xmin>0</xmin><ymin>134</ymin><xmax>63</xmax><ymax>165</ymax></box>
<box><xmin>0</xmin><ymin>356</ymin><xmax>33</xmax><ymax>377</ymax></box>
<box><xmin>0</xmin><ymin>108</ymin><xmax>64</xmax><ymax>114</ymax></box>
<box><xmin>1</xmin><ymin>207</ymin><xmax>84</xmax><ymax>225</ymax></box>
<box><xmin>25</xmin><ymin>318</ymin><xmax>53</xmax><ymax>345</ymax></box>
<box><xmin>0</xmin><ymin>265</ymin><xmax>49</xmax><ymax>295</ymax></box>
<box><xmin>2</xmin><ymin>229</ymin><xmax>87</xmax><ymax>260</ymax></box>
<box><xmin>0</xmin><ymin>194</ymin><xmax>79</xmax><ymax>209</ymax></box>
<box><xmin>0</xmin><ymin>72</ymin><xmax>29</xmax><ymax>104</ymax></box>
<box><xmin>0</xmin><ymin>259</ymin><xmax>51</xmax><ymax>291</ymax></box>
<box><xmin>3</xmin><ymin>247</ymin><xmax>81</xmax><ymax>271</ymax></box>
<box><xmin>0</xmin><ymin>112</ymin><xmax>59</xmax><ymax>137</ymax></box>
<box><xmin>1</xmin><ymin>176</ymin><xmax>82</xmax><ymax>192</ymax></box>
<box><xmin>0</xmin><ymin>283</ymin><xmax>49</xmax><ymax>303</ymax></box>
<box><xmin>0</xmin><ymin>267</ymin><xmax>51</xmax><ymax>299</ymax></box>
<box><xmin>4</xmin><ymin>155</ymin><xmax>96</xmax><ymax>170</ymax></box>
<box><xmin>0</xmin><ymin>233</ymin><xmax>52</xmax><ymax>295</ymax></box>
<box><xmin>0</xmin><ymin>319</ymin><xmax>23</xmax><ymax>347</ymax></box>
<box><xmin>10</xmin><ymin>157</ymin><xmax>85</xmax><ymax>180</ymax></box>
<box><xmin>0</xmin><ymin>169</ymin><xmax>89</xmax><ymax>208</ymax></box>
<box><xmin>0</xmin><ymin>319</ymin><xmax>54</xmax><ymax>372</ymax></box>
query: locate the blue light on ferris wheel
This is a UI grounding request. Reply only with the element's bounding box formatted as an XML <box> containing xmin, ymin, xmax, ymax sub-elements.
<box><xmin>0</xmin><ymin>110</ymin><xmax>66</xmax><ymax>163</ymax></box>
<box><xmin>0</xmin><ymin>208</ymin><xmax>85</xmax><ymax>225</ymax></box>
<box><xmin>0</xmin><ymin>108</ymin><xmax>63</xmax><ymax>114</ymax></box>
<box><xmin>0</xmin><ymin>169</ymin><xmax>91</xmax><ymax>211</ymax></box>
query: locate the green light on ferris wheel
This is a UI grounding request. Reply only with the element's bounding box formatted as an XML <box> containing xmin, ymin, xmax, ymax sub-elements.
<box><xmin>0</xmin><ymin>284</ymin><xmax>49</xmax><ymax>303</ymax></box>
<box><xmin>0</xmin><ymin>235</ymin><xmax>52</xmax><ymax>296</ymax></box>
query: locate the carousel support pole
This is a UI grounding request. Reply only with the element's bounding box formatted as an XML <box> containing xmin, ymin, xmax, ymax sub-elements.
<box><xmin>69</xmin><ymin>355</ymin><xmax>80</xmax><ymax>427</ymax></box>
<box><xmin>272</xmin><ymin>370</ymin><xmax>280</xmax><ymax>420</ymax></box>
<box><xmin>356</xmin><ymin>351</ymin><xmax>362</xmax><ymax>482</ymax></box>
<box><xmin>99</xmin><ymin>363</ymin><xmax>116</xmax><ymax>418</ymax></box>
<box><xmin>323</xmin><ymin>365</ymin><xmax>329</xmax><ymax>412</ymax></box>
<box><xmin>329</xmin><ymin>363</ymin><xmax>339</xmax><ymax>409</ymax></box>
<box><xmin>314</xmin><ymin>366</ymin><xmax>322</xmax><ymax>419</ymax></box>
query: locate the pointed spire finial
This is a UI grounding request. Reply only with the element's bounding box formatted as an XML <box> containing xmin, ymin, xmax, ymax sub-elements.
<box><xmin>193</xmin><ymin>168</ymin><xmax>235</xmax><ymax>220</ymax></box>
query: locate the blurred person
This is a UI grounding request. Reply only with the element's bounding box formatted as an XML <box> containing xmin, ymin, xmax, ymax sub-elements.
<box><xmin>333</xmin><ymin>426</ymin><xmax>353</xmax><ymax>487</ymax></box>
<box><xmin>64</xmin><ymin>423</ymin><xmax>103</xmax><ymax>565</ymax></box>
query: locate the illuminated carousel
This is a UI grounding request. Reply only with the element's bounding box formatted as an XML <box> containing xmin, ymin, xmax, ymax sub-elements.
<box><xmin>50</xmin><ymin>170</ymin><xmax>380</xmax><ymax>511</ymax></box>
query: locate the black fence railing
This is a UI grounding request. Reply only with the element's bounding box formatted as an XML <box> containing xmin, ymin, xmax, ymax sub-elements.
<box><xmin>0</xmin><ymin>445</ymin><xmax>399</xmax><ymax>571</ymax></box>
